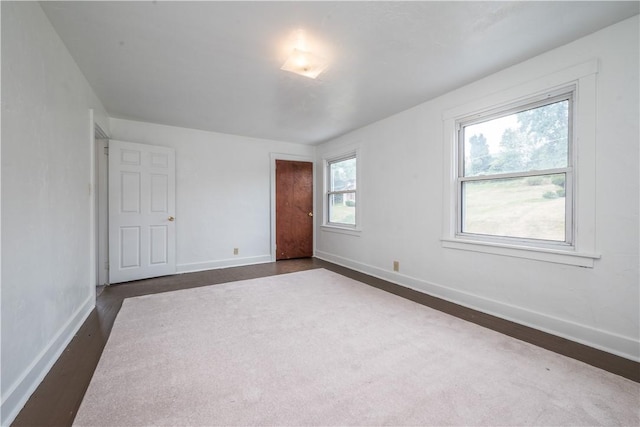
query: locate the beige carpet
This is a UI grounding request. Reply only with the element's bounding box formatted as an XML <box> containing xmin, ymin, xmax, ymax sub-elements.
<box><xmin>74</xmin><ymin>269</ymin><xmax>639</xmax><ymax>426</ymax></box>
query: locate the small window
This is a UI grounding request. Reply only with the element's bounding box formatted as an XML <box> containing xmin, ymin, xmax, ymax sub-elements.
<box><xmin>326</xmin><ymin>155</ymin><xmax>357</xmax><ymax>226</ymax></box>
<box><xmin>457</xmin><ymin>91</ymin><xmax>573</xmax><ymax>246</ymax></box>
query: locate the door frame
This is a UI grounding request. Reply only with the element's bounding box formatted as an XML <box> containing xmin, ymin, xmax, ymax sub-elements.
<box><xmin>90</xmin><ymin>110</ymin><xmax>110</xmax><ymax>288</ymax></box>
<box><xmin>95</xmin><ymin>136</ymin><xmax>109</xmax><ymax>286</ymax></box>
<box><xmin>269</xmin><ymin>153</ymin><xmax>315</xmax><ymax>262</ymax></box>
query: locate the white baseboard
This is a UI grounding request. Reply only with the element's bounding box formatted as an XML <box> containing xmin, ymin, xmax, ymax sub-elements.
<box><xmin>1</xmin><ymin>294</ymin><xmax>95</xmax><ymax>427</ymax></box>
<box><xmin>315</xmin><ymin>250</ymin><xmax>640</xmax><ymax>362</ymax></box>
<box><xmin>176</xmin><ymin>255</ymin><xmax>272</xmax><ymax>274</ymax></box>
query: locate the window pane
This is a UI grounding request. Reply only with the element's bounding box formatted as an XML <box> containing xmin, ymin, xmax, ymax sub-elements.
<box><xmin>329</xmin><ymin>192</ymin><xmax>355</xmax><ymax>225</ymax></box>
<box><xmin>462</xmin><ymin>174</ymin><xmax>566</xmax><ymax>241</ymax></box>
<box><xmin>463</xmin><ymin>100</ymin><xmax>569</xmax><ymax>177</ymax></box>
<box><xmin>330</xmin><ymin>158</ymin><xmax>356</xmax><ymax>191</ymax></box>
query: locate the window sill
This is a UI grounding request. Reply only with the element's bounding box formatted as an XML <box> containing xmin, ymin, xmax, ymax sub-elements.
<box><xmin>321</xmin><ymin>225</ymin><xmax>361</xmax><ymax>236</ymax></box>
<box><xmin>441</xmin><ymin>238</ymin><xmax>600</xmax><ymax>268</ymax></box>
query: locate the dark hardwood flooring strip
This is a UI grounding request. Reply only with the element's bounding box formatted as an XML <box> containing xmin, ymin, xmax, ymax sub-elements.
<box><xmin>11</xmin><ymin>258</ymin><xmax>639</xmax><ymax>427</ymax></box>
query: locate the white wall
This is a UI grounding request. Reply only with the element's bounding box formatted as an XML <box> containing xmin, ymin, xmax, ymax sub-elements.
<box><xmin>109</xmin><ymin>118</ymin><xmax>315</xmax><ymax>272</ymax></box>
<box><xmin>1</xmin><ymin>2</ymin><xmax>109</xmax><ymax>425</ymax></box>
<box><xmin>316</xmin><ymin>16</ymin><xmax>639</xmax><ymax>361</ymax></box>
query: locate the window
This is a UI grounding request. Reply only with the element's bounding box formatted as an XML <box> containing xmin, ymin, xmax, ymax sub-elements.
<box><xmin>326</xmin><ymin>155</ymin><xmax>357</xmax><ymax>227</ymax></box>
<box><xmin>457</xmin><ymin>91</ymin><xmax>573</xmax><ymax>245</ymax></box>
<box><xmin>441</xmin><ymin>60</ymin><xmax>600</xmax><ymax>267</ymax></box>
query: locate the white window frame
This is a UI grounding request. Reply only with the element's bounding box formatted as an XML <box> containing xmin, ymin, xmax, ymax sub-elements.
<box><xmin>442</xmin><ymin>60</ymin><xmax>600</xmax><ymax>267</ymax></box>
<box><xmin>322</xmin><ymin>149</ymin><xmax>361</xmax><ymax>235</ymax></box>
<box><xmin>456</xmin><ymin>89</ymin><xmax>575</xmax><ymax>248</ymax></box>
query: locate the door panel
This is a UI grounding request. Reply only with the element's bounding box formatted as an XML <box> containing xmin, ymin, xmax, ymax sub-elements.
<box><xmin>121</xmin><ymin>172</ymin><xmax>141</xmax><ymax>212</ymax></box>
<box><xmin>109</xmin><ymin>140</ymin><xmax>176</xmax><ymax>283</ymax></box>
<box><xmin>150</xmin><ymin>174</ymin><xmax>168</xmax><ymax>212</ymax></box>
<box><xmin>276</xmin><ymin>160</ymin><xmax>313</xmax><ymax>260</ymax></box>
<box><xmin>120</xmin><ymin>227</ymin><xmax>140</xmax><ymax>268</ymax></box>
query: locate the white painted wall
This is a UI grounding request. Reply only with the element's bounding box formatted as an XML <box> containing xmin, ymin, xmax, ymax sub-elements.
<box><xmin>1</xmin><ymin>2</ymin><xmax>109</xmax><ymax>425</ymax></box>
<box><xmin>316</xmin><ymin>16</ymin><xmax>639</xmax><ymax>361</ymax></box>
<box><xmin>109</xmin><ymin>118</ymin><xmax>315</xmax><ymax>273</ymax></box>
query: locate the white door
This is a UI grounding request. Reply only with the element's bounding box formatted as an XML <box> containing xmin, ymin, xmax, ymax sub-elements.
<box><xmin>109</xmin><ymin>140</ymin><xmax>176</xmax><ymax>283</ymax></box>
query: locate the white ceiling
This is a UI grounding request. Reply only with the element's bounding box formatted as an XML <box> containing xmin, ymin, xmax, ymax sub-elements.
<box><xmin>41</xmin><ymin>1</ymin><xmax>639</xmax><ymax>145</ymax></box>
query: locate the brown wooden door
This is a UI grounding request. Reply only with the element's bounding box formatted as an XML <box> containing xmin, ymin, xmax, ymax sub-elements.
<box><xmin>276</xmin><ymin>160</ymin><xmax>313</xmax><ymax>260</ymax></box>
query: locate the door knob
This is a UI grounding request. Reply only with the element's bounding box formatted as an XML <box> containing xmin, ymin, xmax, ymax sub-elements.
<box><xmin>308</xmin><ymin>212</ymin><xmax>313</xmax><ymax>217</ymax></box>
<box><xmin>168</xmin><ymin>216</ymin><xmax>175</xmax><ymax>221</ymax></box>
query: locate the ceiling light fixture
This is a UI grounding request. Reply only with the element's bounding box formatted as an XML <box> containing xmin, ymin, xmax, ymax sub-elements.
<box><xmin>280</xmin><ymin>48</ymin><xmax>328</xmax><ymax>79</ymax></box>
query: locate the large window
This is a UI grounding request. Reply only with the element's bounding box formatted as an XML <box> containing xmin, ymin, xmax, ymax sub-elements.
<box><xmin>457</xmin><ymin>91</ymin><xmax>573</xmax><ymax>245</ymax></box>
<box><xmin>326</xmin><ymin>155</ymin><xmax>357</xmax><ymax>227</ymax></box>
<box><xmin>442</xmin><ymin>61</ymin><xmax>599</xmax><ymax>267</ymax></box>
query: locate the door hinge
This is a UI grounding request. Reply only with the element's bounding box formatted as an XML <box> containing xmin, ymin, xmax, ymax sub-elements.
<box><xmin>104</xmin><ymin>146</ymin><xmax>109</xmax><ymax>155</ymax></box>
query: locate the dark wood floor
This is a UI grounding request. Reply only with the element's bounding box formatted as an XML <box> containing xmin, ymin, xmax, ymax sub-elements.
<box><xmin>12</xmin><ymin>258</ymin><xmax>639</xmax><ymax>426</ymax></box>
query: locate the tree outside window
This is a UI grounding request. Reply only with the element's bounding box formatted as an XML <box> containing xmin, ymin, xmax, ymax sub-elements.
<box><xmin>459</xmin><ymin>95</ymin><xmax>572</xmax><ymax>243</ymax></box>
<box><xmin>327</xmin><ymin>156</ymin><xmax>356</xmax><ymax>226</ymax></box>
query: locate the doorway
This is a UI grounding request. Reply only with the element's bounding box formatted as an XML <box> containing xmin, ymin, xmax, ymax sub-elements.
<box><xmin>95</xmin><ymin>136</ymin><xmax>109</xmax><ymax>286</ymax></box>
<box><xmin>275</xmin><ymin>160</ymin><xmax>313</xmax><ymax>260</ymax></box>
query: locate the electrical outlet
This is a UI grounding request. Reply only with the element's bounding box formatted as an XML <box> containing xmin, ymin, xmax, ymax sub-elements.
<box><xmin>233</xmin><ymin>248</ymin><xmax>239</xmax><ymax>255</ymax></box>
<box><xmin>393</xmin><ymin>261</ymin><xmax>399</xmax><ymax>272</ymax></box>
